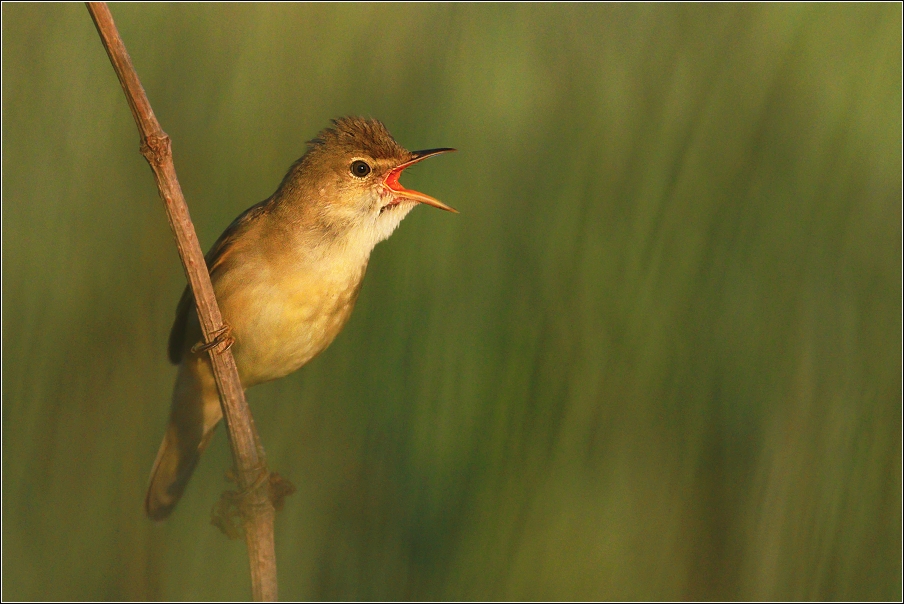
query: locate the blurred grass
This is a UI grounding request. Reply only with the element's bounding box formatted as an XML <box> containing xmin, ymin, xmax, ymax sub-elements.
<box><xmin>2</xmin><ymin>3</ymin><xmax>901</xmax><ymax>601</ymax></box>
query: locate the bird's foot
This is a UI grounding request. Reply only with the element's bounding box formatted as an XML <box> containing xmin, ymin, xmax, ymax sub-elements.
<box><xmin>191</xmin><ymin>322</ymin><xmax>235</xmax><ymax>355</ymax></box>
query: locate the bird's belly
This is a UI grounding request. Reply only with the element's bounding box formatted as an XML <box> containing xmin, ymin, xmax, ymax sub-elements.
<box><xmin>220</xmin><ymin>271</ymin><xmax>362</xmax><ymax>387</ymax></box>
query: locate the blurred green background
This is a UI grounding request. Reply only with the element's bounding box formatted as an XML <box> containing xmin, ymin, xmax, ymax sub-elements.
<box><xmin>2</xmin><ymin>3</ymin><xmax>901</xmax><ymax>601</ymax></box>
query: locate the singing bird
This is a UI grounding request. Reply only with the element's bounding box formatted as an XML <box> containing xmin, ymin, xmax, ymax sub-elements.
<box><xmin>146</xmin><ymin>117</ymin><xmax>455</xmax><ymax>520</ymax></box>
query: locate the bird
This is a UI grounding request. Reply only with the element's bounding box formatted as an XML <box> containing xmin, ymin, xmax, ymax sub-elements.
<box><xmin>145</xmin><ymin>117</ymin><xmax>455</xmax><ymax>520</ymax></box>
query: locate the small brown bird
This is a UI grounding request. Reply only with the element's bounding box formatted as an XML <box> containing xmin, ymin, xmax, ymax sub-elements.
<box><xmin>145</xmin><ymin>117</ymin><xmax>455</xmax><ymax>520</ymax></box>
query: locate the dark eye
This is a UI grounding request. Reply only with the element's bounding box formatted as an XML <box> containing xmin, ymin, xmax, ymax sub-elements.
<box><xmin>350</xmin><ymin>160</ymin><xmax>371</xmax><ymax>178</ymax></box>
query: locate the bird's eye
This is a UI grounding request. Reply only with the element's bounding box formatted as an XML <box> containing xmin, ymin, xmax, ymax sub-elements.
<box><xmin>350</xmin><ymin>160</ymin><xmax>371</xmax><ymax>178</ymax></box>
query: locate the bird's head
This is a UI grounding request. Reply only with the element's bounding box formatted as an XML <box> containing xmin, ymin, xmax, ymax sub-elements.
<box><xmin>280</xmin><ymin>117</ymin><xmax>455</xmax><ymax>250</ymax></box>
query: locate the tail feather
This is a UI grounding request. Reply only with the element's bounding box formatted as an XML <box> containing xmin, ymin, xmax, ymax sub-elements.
<box><xmin>145</xmin><ymin>421</ymin><xmax>217</xmax><ymax>520</ymax></box>
<box><xmin>145</xmin><ymin>361</ymin><xmax>223</xmax><ymax>520</ymax></box>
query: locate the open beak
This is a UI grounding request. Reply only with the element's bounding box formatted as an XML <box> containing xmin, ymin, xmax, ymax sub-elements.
<box><xmin>382</xmin><ymin>148</ymin><xmax>457</xmax><ymax>213</ymax></box>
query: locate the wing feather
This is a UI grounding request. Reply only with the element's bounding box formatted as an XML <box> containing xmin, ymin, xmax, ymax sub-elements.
<box><xmin>167</xmin><ymin>200</ymin><xmax>271</xmax><ymax>364</ymax></box>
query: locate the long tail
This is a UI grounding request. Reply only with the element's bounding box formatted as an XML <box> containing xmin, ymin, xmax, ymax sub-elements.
<box><xmin>145</xmin><ymin>361</ymin><xmax>223</xmax><ymax>521</ymax></box>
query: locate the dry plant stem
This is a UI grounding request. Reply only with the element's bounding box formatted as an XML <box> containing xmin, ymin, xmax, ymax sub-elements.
<box><xmin>85</xmin><ymin>3</ymin><xmax>277</xmax><ymax>601</ymax></box>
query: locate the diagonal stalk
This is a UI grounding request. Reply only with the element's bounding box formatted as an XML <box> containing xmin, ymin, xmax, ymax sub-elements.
<box><xmin>85</xmin><ymin>3</ymin><xmax>278</xmax><ymax>600</ymax></box>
